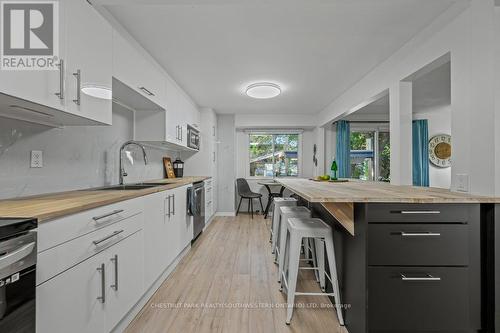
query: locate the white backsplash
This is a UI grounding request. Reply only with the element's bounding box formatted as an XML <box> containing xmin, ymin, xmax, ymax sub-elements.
<box><xmin>0</xmin><ymin>104</ymin><xmax>178</xmax><ymax>199</ymax></box>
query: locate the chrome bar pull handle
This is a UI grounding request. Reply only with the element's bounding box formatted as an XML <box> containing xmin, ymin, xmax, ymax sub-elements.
<box><xmin>55</xmin><ymin>59</ymin><xmax>64</xmax><ymax>100</ymax></box>
<box><xmin>92</xmin><ymin>230</ymin><xmax>124</xmax><ymax>246</ymax></box>
<box><xmin>92</xmin><ymin>209</ymin><xmax>124</xmax><ymax>222</ymax></box>
<box><xmin>139</xmin><ymin>86</ymin><xmax>155</xmax><ymax>96</ymax></box>
<box><xmin>166</xmin><ymin>195</ymin><xmax>171</xmax><ymax>218</ymax></box>
<box><xmin>72</xmin><ymin>69</ymin><xmax>81</xmax><ymax>105</ymax></box>
<box><xmin>97</xmin><ymin>263</ymin><xmax>105</xmax><ymax>303</ymax></box>
<box><xmin>401</xmin><ymin>273</ymin><xmax>441</xmax><ymax>281</ymax></box>
<box><xmin>400</xmin><ymin>232</ymin><xmax>441</xmax><ymax>237</ymax></box>
<box><xmin>110</xmin><ymin>255</ymin><xmax>118</xmax><ymax>291</ymax></box>
<box><xmin>172</xmin><ymin>194</ymin><xmax>175</xmax><ymax>215</ymax></box>
<box><xmin>399</xmin><ymin>210</ymin><xmax>441</xmax><ymax>214</ymax></box>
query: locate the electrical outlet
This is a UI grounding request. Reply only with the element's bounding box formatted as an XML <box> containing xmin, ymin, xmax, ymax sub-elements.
<box><xmin>456</xmin><ymin>173</ymin><xmax>469</xmax><ymax>192</ymax></box>
<box><xmin>30</xmin><ymin>150</ymin><xmax>43</xmax><ymax>168</ymax></box>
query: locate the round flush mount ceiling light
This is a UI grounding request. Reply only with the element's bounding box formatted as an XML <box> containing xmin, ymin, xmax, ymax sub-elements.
<box><xmin>81</xmin><ymin>84</ymin><xmax>112</xmax><ymax>100</ymax></box>
<box><xmin>245</xmin><ymin>82</ymin><xmax>281</xmax><ymax>99</ymax></box>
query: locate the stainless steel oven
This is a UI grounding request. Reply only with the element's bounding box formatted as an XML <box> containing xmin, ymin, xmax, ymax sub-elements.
<box><xmin>0</xmin><ymin>218</ymin><xmax>37</xmax><ymax>333</ymax></box>
<box><xmin>187</xmin><ymin>125</ymin><xmax>200</xmax><ymax>150</ymax></box>
<box><xmin>187</xmin><ymin>182</ymin><xmax>205</xmax><ymax>241</ymax></box>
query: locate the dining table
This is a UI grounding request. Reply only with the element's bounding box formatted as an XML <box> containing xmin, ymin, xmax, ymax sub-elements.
<box><xmin>257</xmin><ymin>180</ymin><xmax>285</xmax><ymax>218</ymax></box>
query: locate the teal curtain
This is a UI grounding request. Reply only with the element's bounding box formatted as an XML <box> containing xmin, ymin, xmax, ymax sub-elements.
<box><xmin>412</xmin><ymin>119</ymin><xmax>429</xmax><ymax>187</ymax></box>
<box><xmin>336</xmin><ymin>120</ymin><xmax>351</xmax><ymax>178</ymax></box>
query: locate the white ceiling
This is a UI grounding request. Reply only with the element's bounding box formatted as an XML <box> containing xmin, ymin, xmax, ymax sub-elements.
<box><xmin>345</xmin><ymin>60</ymin><xmax>451</xmax><ymax>119</ymax></box>
<box><xmin>101</xmin><ymin>0</ymin><xmax>457</xmax><ymax>114</ymax></box>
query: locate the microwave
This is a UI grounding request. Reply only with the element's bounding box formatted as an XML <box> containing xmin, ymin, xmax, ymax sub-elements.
<box><xmin>187</xmin><ymin>125</ymin><xmax>200</xmax><ymax>150</ymax></box>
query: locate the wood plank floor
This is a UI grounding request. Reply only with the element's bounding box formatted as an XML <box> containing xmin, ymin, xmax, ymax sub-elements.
<box><xmin>126</xmin><ymin>214</ymin><xmax>347</xmax><ymax>333</ymax></box>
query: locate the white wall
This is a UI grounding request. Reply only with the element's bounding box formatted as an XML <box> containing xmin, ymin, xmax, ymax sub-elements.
<box><xmin>413</xmin><ymin>106</ymin><xmax>452</xmax><ymax>189</ymax></box>
<box><xmin>0</xmin><ymin>105</ymin><xmax>177</xmax><ymax>199</ymax></box>
<box><xmin>234</xmin><ymin>113</ymin><xmax>317</xmax><ymax>129</ymax></box>
<box><xmin>317</xmin><ymin>0</ymin><xmax>497</xmax><ymax>195</ymax></box>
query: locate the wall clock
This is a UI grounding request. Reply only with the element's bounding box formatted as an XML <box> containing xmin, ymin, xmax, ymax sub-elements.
<box><xmin>429</xmin><ymin>134</ymin><xmax>451</xmax><ymax>168</ymax></box>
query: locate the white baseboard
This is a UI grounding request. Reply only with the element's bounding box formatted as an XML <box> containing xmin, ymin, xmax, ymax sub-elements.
<box><xmin>111</xmin><ymin>244</ymin><xmax>191</xmax><ymax>333</ymax></box>
<box><xmin>215</xmin><ymin>211</ymin><xmax>236</xmax><ymax>217</ymax></box>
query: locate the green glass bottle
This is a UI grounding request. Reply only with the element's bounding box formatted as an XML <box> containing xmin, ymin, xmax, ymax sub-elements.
<box><xmin>330</xmin><ymin>159</ymin><xmax>338</xmax><ymax>180</ymax></box>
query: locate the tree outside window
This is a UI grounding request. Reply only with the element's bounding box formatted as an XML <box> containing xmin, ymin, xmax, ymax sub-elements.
<box><xmin>350</xmin><ymin>130</ymin><xmax>390</xmax><ymax>182</ymax></box>
<box><xmin>249</xmin><ymin>133</ymin><xmax>299</xmax><ymax>177</ymax></box>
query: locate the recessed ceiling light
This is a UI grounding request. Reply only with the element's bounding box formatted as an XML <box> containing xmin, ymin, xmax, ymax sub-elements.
<box><xmin>246</xmin><ymin>83</ymin><xmax>281</xmax><ymax>99</ymax></box>
<box><xmin>81</xmin><ymin>84</ymin><xmax>112</xmax><ymax>100</ymax></box>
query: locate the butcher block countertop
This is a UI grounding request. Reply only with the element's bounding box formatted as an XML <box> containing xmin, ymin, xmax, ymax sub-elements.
<box><xmin>276</xmin><ymin>178</ymin><xmax>500</xmax><ymax>203</ymax></box>
<box><xmin>0</xmin><ymin>176</ymin><xmax>209</xmax><ymax>223</ymax></box>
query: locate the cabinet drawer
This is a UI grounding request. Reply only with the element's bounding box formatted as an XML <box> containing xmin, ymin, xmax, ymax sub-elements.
<box><xmin>368</xmin><ymin>266</ymin><xmax>469</xmax><ymax>331</ymax></box>
<box><xmin>367</xmin><ymin>203</ymin><xmax>475</xmax><ymax>223</ymax></box>
<box><xmin>368</xmin><ymin>224</ymin><xmax>469</xmax><ymax>266</ymax></box>
<box><xmin>37</xmin><ymin>212</ymin><xmax>143</xmax><ymax>284</ymax></box>
<box><xmin>38</xmin><ymin>197</ymin><xmax>143</xmax><ymax>252</ymax></box>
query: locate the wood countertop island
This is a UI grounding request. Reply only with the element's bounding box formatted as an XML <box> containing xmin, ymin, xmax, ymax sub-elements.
<box><xmin>276</xmin><ymin>178</ymin><xmax>500</xmax><ymax>203</ymax></box>
<box><xmin>276</xmin><ymin>178</ymin><xmax>498</xmax><ymax>332</ymax></box>
<box><xmin>276</xmin><ymin>178</ymin><xmax>499</xmax><ymax>236</ymax></box>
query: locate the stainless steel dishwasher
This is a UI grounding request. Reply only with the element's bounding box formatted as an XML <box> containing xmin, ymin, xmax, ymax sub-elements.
<box><xmin>0</xmin><ymin>218</ymin><xmax>37</xmax><ymax>333</ymax></box>
<box><xmin>187</xmin><ymin>181</ymin><xmax>205</xmax><ymax>241</ymax></box>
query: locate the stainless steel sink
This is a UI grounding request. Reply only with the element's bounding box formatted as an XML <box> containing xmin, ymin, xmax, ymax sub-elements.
<box><xmin>82</xmin><ymin>182</ymin><xmax>177</xmax><ymax>191</ymax></box>
<box><xmin>92</xmin><ymin>184</ymin><xmax>161</xmax><ymax>191</ymax></box>
<box><xmin>83</xmin><ymin>184</ymin><xmax>160</xmax><ymax>191</ymax></box>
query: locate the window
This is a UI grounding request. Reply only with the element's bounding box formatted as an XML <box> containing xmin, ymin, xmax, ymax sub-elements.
<box><xmin>249</xmin><ymin>133</ymin><xmax>299</xmax><ymax>177</ymax></box>
<box><xmin>350</xmin><ymin>130</ymin><xmax>390</xmax><ymax>182</ymax></box>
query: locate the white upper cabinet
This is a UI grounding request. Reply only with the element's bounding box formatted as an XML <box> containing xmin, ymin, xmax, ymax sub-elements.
<box><xmin>112</xmin><ymin>30</ymin><xmax>166</xmax><ymax>110</ymax></box>
<box><xmin>0</xmin><ymin>1</ymin><xmax>66</xmax><ymax>119</ymax></box>
<box><xmin>135</xmin><ymin>76</ymin><xmax>200</xmax><ymax>150</ymax></box>
<box><xmin>64</xmin><ymin>0</ymin><xmax>112</xmax><ymax>125</ymax></box>
<box><xmin>165</xmin><ymin>77</ymin><xmax>181</xmax><ymax>143</ymax></box>
<box><xmin>0</xmin><ymin>1</ymin><xmax>113</xmax><ymax>126</ymax></box>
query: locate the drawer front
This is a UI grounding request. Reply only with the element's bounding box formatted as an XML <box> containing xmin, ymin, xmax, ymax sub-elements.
<box><xmin>367</xmin><ymin>203</ymin><xmax>476</xmax><ymax>223</ymax></box>
<box><xmin>38</xmin><ymin>197</ymin><xmax>144</xmax><ymax>252</ymax></box>
<box><xmin>368</xmin><ymin>266</ymin><xmax>469</xmax><ymax>331</ymax></box>
<box><xmin>37</xmin><ymin>212</ymin><xmax>143</xmax><ymax>284</ymax></box>
<box><xmin>368</xmin><ymin>224</ymin><xmax>469</xmax><ymax>266</ymax></box>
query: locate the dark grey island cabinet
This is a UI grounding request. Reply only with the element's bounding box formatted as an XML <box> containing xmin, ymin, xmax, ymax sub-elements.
<box><xmin>307</xmin><ymin>202</ymin><xmax>494</xmax><ymax>333</ymax></box>
<box><xmin>276</xmin><ymin>178</ymin><xmax>499</xmax><ymax>333</ymax></box>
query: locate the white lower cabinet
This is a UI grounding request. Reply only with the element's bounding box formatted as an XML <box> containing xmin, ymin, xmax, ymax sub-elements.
<box><xmin>37</xmin><ymin>229</ymin><xmax>144</xmax><ymax>333</ymax></box>
<box><xmin>170</xmin><ymin>185</ymin><xmax>191</xmax><ymax>255</ymax></box>
<box><xmin>143</xmin><ymin>190</ymin><xmax>171</xmax><ymax>287</ymax></box>
<box><xmin>37</xmin><ymin>246</ymin><xmax>106</xmax><ymax>333</ymax></box>
<box><xmin>37</xmin><ymin>185</ymin><xmax>194</xmax><ymax>333</ymax></box>
<box><xmin>105</xmin><ymin>230</ymin><xmax>144</xmax><ymax>332</ymax></box>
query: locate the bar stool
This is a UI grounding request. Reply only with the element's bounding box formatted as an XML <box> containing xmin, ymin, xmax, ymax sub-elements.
<box><xmin>270</xmin><ymin>197</ymin><xmax>297</xmax><ymax>253</ymax></box>
<box><xmin>276</xmin><ymin>206</ymin><xmax>310</xmax><ymax>270</ymax></box>
<box><xmin>281</xmin><ymin>217</ymin><xmax>344</xmax><ymax>326</ymax></box>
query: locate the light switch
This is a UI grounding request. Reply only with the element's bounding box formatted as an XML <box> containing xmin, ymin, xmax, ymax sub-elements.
<box><xmin>30</xmin><ymin>150</ymin><xmax>43</xmax><ymax>168</ymax></box>
<box><xmin>456</xmin><ymin>174</ymin><xmax>469</xmax><ymax>192</ymax></box>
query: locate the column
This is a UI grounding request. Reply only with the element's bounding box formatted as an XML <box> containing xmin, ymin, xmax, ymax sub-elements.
<box><xmin>389</xmin><ymin>81</ymin><xmax>413</xmax><ymax>185</ymax></box>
